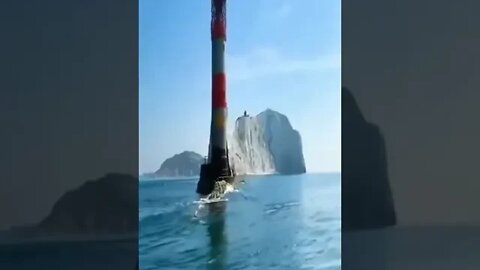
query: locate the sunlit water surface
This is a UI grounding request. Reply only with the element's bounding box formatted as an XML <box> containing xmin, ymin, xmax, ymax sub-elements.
<box><xmin>140</xmin><ymin>173</ymin><xmax>340</xmax><ymax>270</ymax></box>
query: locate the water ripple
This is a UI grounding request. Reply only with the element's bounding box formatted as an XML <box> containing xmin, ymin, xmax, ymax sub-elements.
<box><xmin>139</xmin><ymin>174</ymin><xmax>341</xmax><ymax>270</ymax></box>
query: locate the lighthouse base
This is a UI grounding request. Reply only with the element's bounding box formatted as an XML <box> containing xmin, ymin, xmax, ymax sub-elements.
<box><xmin>196</xmin><ymin>147</ymin><xmax>234</xmax><ymax>195</ymax></box>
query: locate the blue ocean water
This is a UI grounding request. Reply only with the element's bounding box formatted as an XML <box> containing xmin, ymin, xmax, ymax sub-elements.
<box><xmin>140</xmin><ymin>173</ymin><xmax>341</xmax><ymax>270</ymax></box>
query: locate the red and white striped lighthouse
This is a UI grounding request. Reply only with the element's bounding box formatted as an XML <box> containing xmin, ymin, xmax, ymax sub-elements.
<box><xmin>197</xmin><ymin>0</ymin><xmax>233</xmax><ymax>195</ymax></box>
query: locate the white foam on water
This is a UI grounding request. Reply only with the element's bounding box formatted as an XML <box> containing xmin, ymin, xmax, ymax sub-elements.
<box><xmin>192</xmin><ymin>180</ymin><xmax>236</xmax><ymax>218</ymax></box>
<box><xmin>193</xmin><ymin>198</ymin><xmax>229</xmax><ymax>204</ymax></box>
<box><xmin>225</xmin><ymin>183</ymin><xmax>235</xmax><ymax>193</ymax></box>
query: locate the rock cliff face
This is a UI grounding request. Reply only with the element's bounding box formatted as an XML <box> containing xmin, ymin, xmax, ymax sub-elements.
<box><xmin>37</xmin><ymin>173</ymin><xmax>137</xmax><ymax>234</ymax></box>
<box><xmin>229</xmin><ymin>109</ymin><xmax>306</xmax><ymax>175</ymax></box>
<box><xmin>146</xmin><ymin>110</ymin><xmax>305</xmax><ymax>177</ymax></box>
<box><xmin>228</xmin><ymin>112</ymin><xmax>276</xmax><ymax>175</ymax></box>
<box><xmin>342</xmin><ymin>88</ymin><xmax>396</xmax><ymax>230</ymax></box>
<box><xmin>154</xmin><ymin>151</ymin><xmax>204</xmax><ymax>177</ymax></box>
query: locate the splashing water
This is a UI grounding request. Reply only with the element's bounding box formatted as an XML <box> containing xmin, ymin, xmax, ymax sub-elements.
<box><xmin>193</xmin><ymin>180</ymin><xmax>237</xmax><ymax>218</ymax></box>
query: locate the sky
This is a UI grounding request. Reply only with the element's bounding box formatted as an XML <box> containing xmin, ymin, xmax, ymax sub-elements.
<box><xmin>140</xmin><ymin>0</ymin><xmax>341</xmax><ymax>174</ymax></box>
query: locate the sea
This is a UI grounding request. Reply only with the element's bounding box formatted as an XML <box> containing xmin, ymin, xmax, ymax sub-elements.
<box><xmin>139</xmin><ymin>173</ymin><xmax>341</xmax><ymax>270</ymax></box>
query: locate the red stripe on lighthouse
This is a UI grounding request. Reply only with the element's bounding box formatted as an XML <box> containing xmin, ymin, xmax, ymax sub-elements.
<box><xmin>212</xmin><ymin>74</ymin><xmax>226</xmax><ymax>108</ymax></box>
<box><xmin>212</xmin><ymin>21</ymin><xmax>226</xmax><ymax>39</ymax></box>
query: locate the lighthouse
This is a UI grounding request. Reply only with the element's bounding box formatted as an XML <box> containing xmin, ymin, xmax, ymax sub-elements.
<box><xmin>196</xmin><ymin>0</ymin><xmax>234</xmax><ymax>195</ymax></box>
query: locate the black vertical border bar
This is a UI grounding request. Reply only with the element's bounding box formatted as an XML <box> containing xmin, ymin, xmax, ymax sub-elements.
<box><xmin>0</xmin><ymin>0</ymin><xmax>139</xmax><ymax>269</ymax></box>
<box><xmin>342</xmin><ymin>0</ymin><xmax>480</xmax><ymax>269</ymax></box>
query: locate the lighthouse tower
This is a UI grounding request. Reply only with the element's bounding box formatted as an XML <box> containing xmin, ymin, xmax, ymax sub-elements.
<box><xmin>196</xmin><ymin>0</ymin><xmax>234</xmax><ymax>195</ymax></box>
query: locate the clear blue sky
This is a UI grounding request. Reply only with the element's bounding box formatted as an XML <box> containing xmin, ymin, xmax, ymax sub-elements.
<box><xmin>140</xmin><ymin>0</ymin><xmax>341</xmax><ymax>174</ymax></box>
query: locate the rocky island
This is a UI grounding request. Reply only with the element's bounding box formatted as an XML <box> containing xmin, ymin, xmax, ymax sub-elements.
<box><xmin>144</xmin><ymin>109</ymin><xmax>306</xmax><ymax>178</ymax></box>
<box><xmin>150</xmin><ymin>151</ymin><xmax>204</xmax><ymax>178</ymax></box>
<box><xmin>229</xmin><ymin>109</ymin><xmax>306</xmax><ymax>175</ymax></box>
<box><xmin>37</xmin><ymin>173</ymin><xmax>138</xmax><ymax>234</ymax></box>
